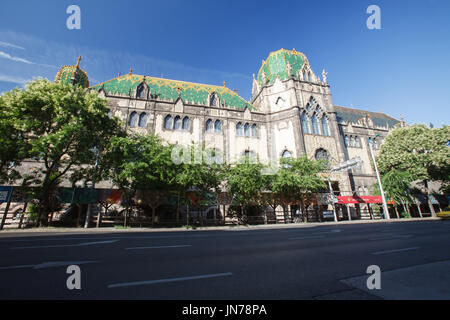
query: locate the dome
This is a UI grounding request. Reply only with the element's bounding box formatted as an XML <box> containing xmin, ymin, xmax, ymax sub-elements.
<box><xmin>54</xmin><ymin>56</ymin><xmax>89</xmax><ymax>88</ymax></box>
<box><xmin>257</xmin><ymin>49</ymin><xmax>309</xmax><ymax>86</ymax></box>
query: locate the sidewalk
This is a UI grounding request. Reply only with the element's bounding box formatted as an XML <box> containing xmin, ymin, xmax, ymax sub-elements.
<box><xmin>0</xmin><ymin>217</ymin><xmax>441</xmax><ymax>237</ymax></box>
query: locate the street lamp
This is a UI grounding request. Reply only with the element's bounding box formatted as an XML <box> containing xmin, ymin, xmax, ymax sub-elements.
<box><xmin>368</xmin><ymin>134</ymin><xmax>390</xmax><ymax>219</ymax></box>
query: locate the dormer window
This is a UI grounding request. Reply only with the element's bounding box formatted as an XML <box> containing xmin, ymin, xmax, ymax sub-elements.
<box><xmin>210</xmin><ymin>93</ymin><xmax>218</xmax><ymax>107</ymax></box>
<box><xmin>136</xmin><ymin>84</ymin><xmax>146</xmax><ymax>99</ymax></box>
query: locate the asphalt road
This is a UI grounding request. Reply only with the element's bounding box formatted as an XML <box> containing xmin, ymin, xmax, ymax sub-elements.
<box><xmin>1</xmin><ymin>219</ymin><xmax>450</xmax><ymax>300</ymax></box>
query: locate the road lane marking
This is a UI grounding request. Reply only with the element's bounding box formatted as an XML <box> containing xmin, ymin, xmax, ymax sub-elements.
<box><xmin>11</xmin><ymin>240</ymin><xmax>119</xmax><ymax>249</ymax></box>
<box><xmin>107</xmin><ymin>272</ymin><xmax>233</xmax><ymax>289</ymax></box>
<box><xmin>0</xmin><ymin>261</ymin><xmax>99</xmax><ymax>270</ymax></box>
<box><xmin>288</xmin><ymin>235</ymin><xmax>326</xmax><ymax>240</ymax></box>
<box><xmin>369</xmin><ymin>235</ymin><xmax>412</xmax><ymax>241</ymax></box>
<box><xmin>371</xmin><ymin>247</ymin><xmax>420</xmax><ymax>255</ymax></box>
<box><xmin>126</xmin><ymin>245</ymin><xmax>192</xmax><ymax>250</ymax></box>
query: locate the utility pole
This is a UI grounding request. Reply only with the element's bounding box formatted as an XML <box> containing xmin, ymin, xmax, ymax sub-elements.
<box><xmin>368</xmin><ymin>134</ymin><xmax>390</xmax><ymax>220</ymax></box>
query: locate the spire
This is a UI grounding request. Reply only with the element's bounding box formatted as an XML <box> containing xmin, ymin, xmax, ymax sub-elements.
<box><xmin>129</xmin><ymin>68</ymin><xmax>133</xmax><ymax>75</ymax></box>
<box><xmin>75</xmin><ymin>56</ymin><xmax>81</xmax><ymax>68</ymax></box>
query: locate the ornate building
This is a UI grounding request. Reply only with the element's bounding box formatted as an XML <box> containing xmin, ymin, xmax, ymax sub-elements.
<box><xmin>58</xmin><ymin>49</ymin><xmax>402</xmax><ymax>200</ymax></box>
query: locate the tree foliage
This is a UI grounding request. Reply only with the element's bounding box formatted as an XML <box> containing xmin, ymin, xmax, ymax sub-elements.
<box><xmin>0</xmin><ymin>79</ymin><xmax>122</xmax><ymax>225</ymax></box>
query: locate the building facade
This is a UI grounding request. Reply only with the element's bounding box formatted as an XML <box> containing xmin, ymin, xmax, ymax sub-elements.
<box><xmin>59</xmin><ymin>49</ymin><xmax>402</xmax><ymax>200</ymax></box>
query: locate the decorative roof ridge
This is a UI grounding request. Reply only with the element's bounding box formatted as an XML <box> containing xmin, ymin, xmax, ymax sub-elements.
<box><xmin>90</xmin><ymin>74</ymin><xmax>252</xmax><ymax>103</ymax></box>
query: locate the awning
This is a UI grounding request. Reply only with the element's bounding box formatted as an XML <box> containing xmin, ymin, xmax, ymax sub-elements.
<box><xmin>337</xmin><ymin>196</ymin><xmax>394</xmax><ymax>204</ymax></box>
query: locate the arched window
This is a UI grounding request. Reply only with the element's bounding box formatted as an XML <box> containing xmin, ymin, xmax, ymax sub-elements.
<box><xmin>242</xmin><ymin>150</ymin><xmax>257</xmax><ymax>163</ymax></box>
<box><xmin>355</xmin><ymin>136</ymin><xmax>360</xmax><ymax>148</ymax></box>
<box><xmin>368</xmin><ymin>137</ymin><xmax>373</xmax><ymax>148</ymax></box>
<box><xmin>301</xmin><ymin>112</ymin><xmax>310</xmax><ymax>134</ymax></box>
<box><xmin>321</xmin><ymin>116</ymin><xmax>330</xmax><ymax>136</ymax></box>
<box><xmin>282</xmin><ymin>150</ymin><xmax>292</xmax><ymax>158</ymax></box>
<box><xmin>236</xmin><ymin>122</ymin><xmax>243</xmax><ymax>136</ymax></box>
<box><xmin>312</xmin><ymin>114</ymin><xmax>320</xmax><ymax>135</ymax></box>
<box><xmin>214</xmin><ymin>120</ymin><xmax>222</xmax><ymax>133</ymax></box>
<box><xmin>210</xmin><ymin>93</ymin><xmax>217</xmax><ymax>107</ymax></box>
<box><xmin>206</xmin><ymin>119</ymin><xmax>213</xmax><ymax>132</ymax></box>
<box><xmin>308</xmin><ymin>72</ymin><xmax>311</xmax><ymax>82</ymax></box>
<box><xmin>251</xmin><ymin>124</ymin><xmax>258</xmax><ymax>137</ymax></box>
<box><xmin>164</xmin><ymin>115</ymin><xmax>172</xmax><ymax>130</ymax></box>
<box><xmin>244</xmin><ymin>123</ymin><xmax>250</xmax><ymax>137</ymax></box>
<box><xmin>345</xmin><ymin>135</ymin><xmax>349</xmax><ymax>147</ymax></box>
<box><xmin>138</xmin><ymin>113</ymin><xmax>147</xmax><ymax>127</ymax></box>
<box><xmin>136</xmin><ymin>85</ymin><xmax>146</xmax><ymax>99</ymax></box>
<box><xmin>302</xmin><ymin>70</ymin><xmax>307</xmax><ymax>81</ymax></box>
<box><xmin>173</xmin><ymin>116</ymin><xmax>181</xmax><ymax>130</ymax></box>
<box><xmin>315</xmin><ymin>148</ymin><xmax>329</xmax><ymax>165</ymax></box>
<box><xmin>373</xmin><ymin>138</ymin><xmax>378</xmax><ymax>149</ymax></box>
<box><xmin>107</xmin><ymin>110</ymin><xmax>113</xmax><ymax>118</ymax></box>
<box><xmin>182</xmin><ymin>117</ymin><xmax>190</xmax><ymax>130</ymax></box>
<box><xmin>129</xmin><ymin>111</ymin><xmax>138</xmax><ymax>127</ymax></box>
<box><xmin>350</xmin><ymin>136</ymin><xmax>355</xmax><ymax>147</ymax></box>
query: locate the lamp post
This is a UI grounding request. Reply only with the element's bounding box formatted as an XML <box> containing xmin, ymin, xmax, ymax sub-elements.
<box><xmin>368</xmin><ymin>134</ymin><xmax>390</xmax><ymax>220</ymax></box>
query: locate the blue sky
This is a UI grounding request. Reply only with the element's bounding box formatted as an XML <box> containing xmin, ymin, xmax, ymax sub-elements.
<box><xmin>0</xmin><ymin>0</ymin><xmax>449</xmax><ymax>126</ymax></box>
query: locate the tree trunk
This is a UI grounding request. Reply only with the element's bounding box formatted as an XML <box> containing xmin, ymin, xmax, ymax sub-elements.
<box><xmin>424</xmin><ymin>180</ymin><xmax>436</xmax><ymax>217</ymax></box>
<box><xmin>300</xmin><ymin>199</ymin><xmax>307</xmax><ymax>223</ymax></box>
<box><xmin>417</xmin><ymin>203</ymin><xmax>423</xmax><ymax>218</ymax></box>
<box><xmin>151</xmin><ymin>207</ymin><xmax>155</xmax><ymax>227</ymax></box>
<box><xmin>394</xmin><ymin>205</ymin><xmax>399</xmax><ymax>219</ymax></box>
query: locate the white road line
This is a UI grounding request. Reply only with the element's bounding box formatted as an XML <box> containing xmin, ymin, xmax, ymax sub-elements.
<box><xmin>371</xmin><ymin>247</ymin><xmax>420</xmax><ymax>255</ymax></box>
<box><xmin>126</xmin><ymin>245</ymin><xmax>192</xmax><ymax>250</ymax></box>
<box><xmin>288</xmin><ymin>235</ymin><xmax>326</xmax><ymax>240</ymax></box>
<box><xmin>0</xmin><ymin>261</ymin><xmax>99</xmax><ymax>270</ymax></box>
<box><xmin>107</xmin><ymin>272</ymin><xmax>233</xmax><ymax>289</ymax></box>
<box><xmin>369</xmin><ymin>235</ymin><xmax>412</xmax><ymax>241</ymax></box>
<box><xmin>11</xmin><ymin>240</ymin><xmax>118</xmax><ymax>249</ymax></box>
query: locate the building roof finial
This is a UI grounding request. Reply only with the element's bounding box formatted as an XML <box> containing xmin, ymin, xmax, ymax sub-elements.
<box><xmin>129</xmin><ymin>68</ymin><xmax>133</xmax><ymax>75</ymax></box>
<box><xmin>75</xmin><ymin>55</ymin><xmax>81</xmax><ymax>68</ymax></box>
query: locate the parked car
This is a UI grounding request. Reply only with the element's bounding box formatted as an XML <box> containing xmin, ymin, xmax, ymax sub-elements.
<box><xmin>437</xmin><ymin>207</ymin><xmax>450</xmax><ymax>219</ymax></box>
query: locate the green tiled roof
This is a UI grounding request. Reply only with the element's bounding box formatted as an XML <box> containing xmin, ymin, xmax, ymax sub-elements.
<box><xmin>55</xmin><ymin>65</ymin><xmax>89</xmax><ymax>88</ymax></box>
<box><xmin>334</xmin><ymin>106</ymin><xmax>400</xmax><ymax>129</ymax></box>
<box><xmin>257</xmin><ymin>49</ymin><xmax>308</xmax><ymax>86</ymax></box>
<box><xmin>90</xmin><ymin>74</ymin><xmax>254</xmax><ymax>110</ymax></box>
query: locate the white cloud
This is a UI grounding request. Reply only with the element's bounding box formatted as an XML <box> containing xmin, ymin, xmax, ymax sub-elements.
<box><xmin>0</xmin><ymin>41</ymin><xmax>25</xmax><ymax>50</ymax></box>
<box><xmin>0</xmin><ymin>73</ymin><xmax>29</xmax><ymax>84</ymax></box>
<box><xmin>0</xmin><ymin>51</ymin><xmax>34</xmax><ymax>64</ymax></box>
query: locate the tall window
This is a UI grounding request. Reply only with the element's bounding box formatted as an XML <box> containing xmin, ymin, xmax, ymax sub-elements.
<box><xmin>138</xmin><ymin>113</ymin><xmax>147</xmax><ymax>127</ymax></box>
<box><xmin>321</xmin><ymin>116</ymin><xmax>330</xmax><ymax>136</ymax></box>
<box><xmin>136</xmin><ymin>85</ymin><xmax>146</xmax><ymax>99</ymax></box>
<box><xmin>210</xmin><ymin>93</ymin><xmax>217</xmax><ymax>107</ymax></box>
<box><xmin>301</xmin><ymin>112</ymin><xmax>310</xmax><ymax>134</ymax></box>
<box><xmin>236</xmin><ymin>122</ymin><xmax>243</xmax><ymax>136</ymax></box>
<box><xmin>129</xmin><ymin>111</ymin><xmax>138</xmax><ymax>127</ymax></box>
<box><xmin>251</xmin><ymin>124</ymin><xmax>258</xmax><ymax>137</ymax></box>
<box><xmin>373</xmin><ymin>138</ymin><xmax>378</xmax><ymax>149</ymax></box>
<box><xmin>350</xmin><ymin>136</ymin><xmax>355</xmax><ymax>147</ymax></box>
<box><xmin>174</xmin><ymin>116</ymin><xmax>181</xmax><ymax>130</ymax></box>
<box><xmin>206</xmin><ymin>119</ymin><xmax>213</xmax><ymax>132</ymax></box>
<box><xmin>312</xmin><ymin>114</ymin><xmax>320</xmax><ymax>135</ymax></box>
<box><xmin>368</xmin><ymin>137</ymin><xmax>373</xmax><ymax>148</ymax></box>
<box><xmin>345</xmin><ymin>135</ymin><xmax>349</xmax><ymax>147</ymax></box>
<box><xmin>164</xmin><ymin>115</ymin><xmax>172</xmax><ymax>130</ymax></box>
<box><xmin>355</xmin><ymin>136</ymin><xmax>360</xmax><ymax>148</ymax></box>
<box><xmin>214</xmin><ymin>120</ymin><xmax>222</xmax><ymax>133</ymax></box>
<box><xmin>244</xmin><ymin>123</ymin><xmax>250</xmax><ymax>137</ymax></box>
<box><xmin>182</xmin><ymin>117</ymin><xmax>190</xmax><ymax>130</ymax></box>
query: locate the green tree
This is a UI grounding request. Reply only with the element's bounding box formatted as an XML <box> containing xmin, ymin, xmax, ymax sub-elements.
<box><xmin>224</xmin><ymin>156</ymin><xmax>269</xmax><ymax>223</ymax></box>
<box><xmin>376</xmin><ymin>125</ymin><xmax>450</xmax><ymax>216</ymax></box>
<box><xmin>172</xmin><ymin>145</ymin><xmax>226</xmax><ymax>225</ymax></box>
<box><xmin>271</xmin><ymin>156</ymin><xmax>327</xmax><ymax>222</ymax></box>
<box><xmin>1</xmin><ymin>79</ymin><xmax>122</xmax><ymax>226</ymax></box>
<box><xmin>106</xmin><ymin>134</ymin><xmax>175</xmax><ymax>226</ymax></box>
<box><xmin>371</xmin><ymin>169</ymin><xmax>414</xmax><ymax>218</ymax></box>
